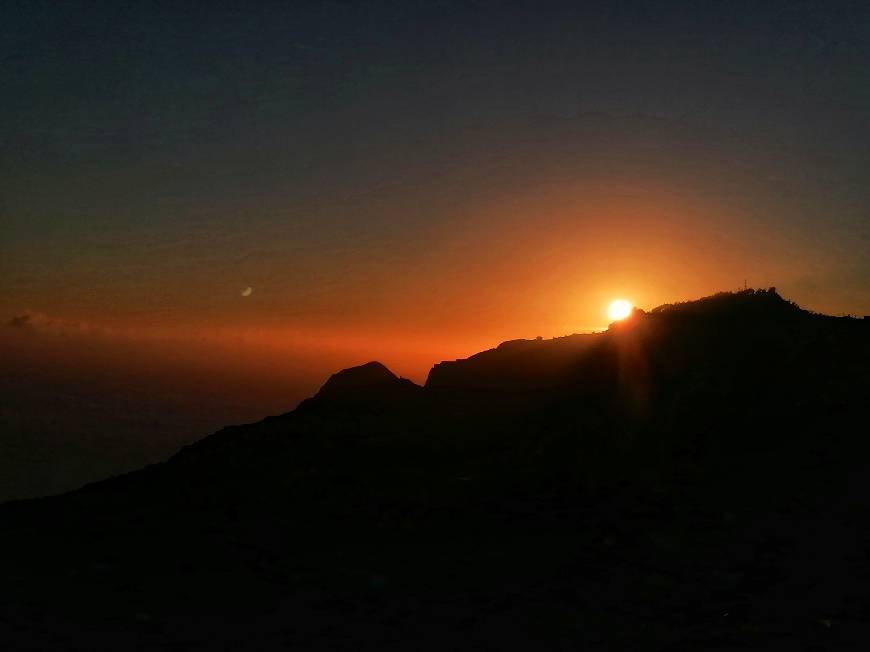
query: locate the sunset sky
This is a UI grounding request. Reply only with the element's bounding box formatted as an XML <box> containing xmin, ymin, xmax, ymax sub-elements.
<box><xmin>2</xmin><ymin>1</ymin><xmax>869</xmax><ymax>498</ymax></box>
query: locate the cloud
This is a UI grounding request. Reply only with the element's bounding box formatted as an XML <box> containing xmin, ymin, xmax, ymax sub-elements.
<box><xmin>5</xmin><ymin>311</ymin><xmax>93</xmax><ymax>336</ymax></box>
<box><xmin>8</xmin><ymin>313</ymin><xmax>37</xmax><ymax>330</ymax></box>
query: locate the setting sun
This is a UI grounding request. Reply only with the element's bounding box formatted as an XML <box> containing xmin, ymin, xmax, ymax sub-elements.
<box><xmin>607</xmin><ymin>299</ymin><xmax>633</xmax><ymax>321</ymax></box>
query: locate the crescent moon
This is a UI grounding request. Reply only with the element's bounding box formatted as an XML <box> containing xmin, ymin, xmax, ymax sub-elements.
<box><xmin>241</xmin><ymin>287</ymin><xmax>253</xmax><ymax>297</ymax></box>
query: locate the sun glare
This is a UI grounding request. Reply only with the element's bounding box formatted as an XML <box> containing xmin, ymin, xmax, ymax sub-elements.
<box><xmin>607</xmin><ymin>299</ymin><xmax>633</xmax><ymax>321</ymax></box>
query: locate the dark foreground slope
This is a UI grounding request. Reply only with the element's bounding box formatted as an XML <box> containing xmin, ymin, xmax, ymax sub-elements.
<box><xmin>2</xmin><ymin>289</ymin><xmax>869</xmax><ymax>650</ymax></box>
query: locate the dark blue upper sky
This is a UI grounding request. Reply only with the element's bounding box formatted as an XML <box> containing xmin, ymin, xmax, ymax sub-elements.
<box><xmin>2</xmin><ymin>0</ymin><xmax>869</xmax><ymax>331</ymax></box>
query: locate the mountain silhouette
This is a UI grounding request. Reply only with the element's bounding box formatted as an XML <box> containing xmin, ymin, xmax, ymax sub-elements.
<box><xmin>2</xmin><ymin>289</ymin><xmax>869</xmax><ymax>650</ymax></box>
<box><xmin>299</xmin><ymin>360</ymin><xmax>422</xmax><ymax>409</ymax></box>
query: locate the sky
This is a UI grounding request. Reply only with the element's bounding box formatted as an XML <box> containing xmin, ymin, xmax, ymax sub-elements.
<box><xmin>1</xmin><ymin>0</ymin><xmax>869</xmax><ymax>498</ymax></box>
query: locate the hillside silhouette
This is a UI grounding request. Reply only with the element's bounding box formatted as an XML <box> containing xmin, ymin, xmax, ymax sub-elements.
<box><xmin>2</xmin><ymin>289</ymin><xmax>869</xmax><ymax>650</ymax></box>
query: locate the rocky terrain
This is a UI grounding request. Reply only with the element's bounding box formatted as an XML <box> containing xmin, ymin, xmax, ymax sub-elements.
<box><xmin>2</xmin><ymin>289</ymin><xmax>869</xmax><ymax>650</ymax></box>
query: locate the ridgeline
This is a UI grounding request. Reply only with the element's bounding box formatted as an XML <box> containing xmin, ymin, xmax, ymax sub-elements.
<box><xmin>2</xmin><ymin>289</ymin><xmax>869</xmax><ymax>650</ymax></box>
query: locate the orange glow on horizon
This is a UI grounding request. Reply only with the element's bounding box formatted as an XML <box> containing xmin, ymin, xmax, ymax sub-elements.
<box><xmin>5</xmin><ymin>179</ymin><xmax>848</xmax><ymax>397</ymax></box>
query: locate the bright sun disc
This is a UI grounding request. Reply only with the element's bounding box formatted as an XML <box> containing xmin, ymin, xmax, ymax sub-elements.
<box><xmin>608</xmin><ymin>299</ymin><xmax>633</xmax><ymax>321</ymax></box>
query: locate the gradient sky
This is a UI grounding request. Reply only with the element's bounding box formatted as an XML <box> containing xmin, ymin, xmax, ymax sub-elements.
<box><xmin>3</xmin><ymin>0</ymin><xmax>870</xmax><ymax>380</ymax></box>
<box><xmin>2</xmin><ymin>0</ymin><xmax>869</xmax><ymax>500</ymax></box>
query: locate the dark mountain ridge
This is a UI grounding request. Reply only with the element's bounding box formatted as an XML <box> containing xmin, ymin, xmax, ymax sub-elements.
<box><xmin>171</xmin><ymin>288</ymin><xmax>866</xmax><ymax>486</ymax></box>
<box><xmin>2</xmin><ymin>289</ymin><xmax>869</xmax><ymax>650</ymax></box>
